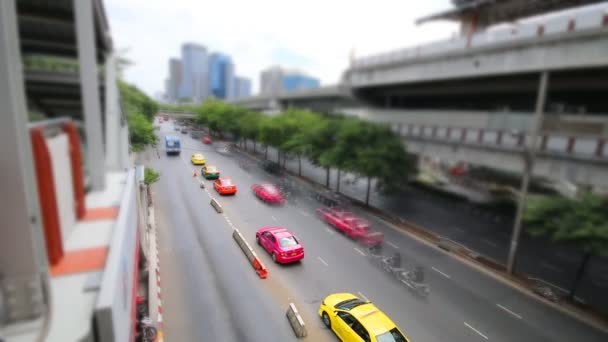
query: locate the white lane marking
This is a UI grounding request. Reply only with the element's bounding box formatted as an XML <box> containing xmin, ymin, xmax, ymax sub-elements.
<box><xmin>357</xmin><ymin>291</ymin><xmax>369</xmax><ymax>302</ymax></box>
<box><xmin>481</xmin><ymin>238</ymin><xmax>499</xmax><ymax>248</ymax></box>
<box><xmin>496</xmin><ymin>304</ymin><xmax>522</xmax><ymax>319</ymax></box>
<box><xmin>298</xmin><ymin>210</ymin><xmax>310</xmax><ymax>217</ymax></box>
<box><xmin>432</xmin><ymin>266</ymin><xmax>451</xmax><ymax>279</ymax></box>
<box><xmin>353</xmin><ymin>247</ymin><xmax>366</xmax><ymax>256</ymax></box>
<box><xmin>540</xmin><ymin>262</ymin><xmax>563</xmax><ymax>273</ymax></box>
<box><xmin>271</xmin><ymin>215</ymin><xmax>278</xmax><ymax>222</ymax></box>
<box><xmin>454</xmin><ymin>226</ymin><xmax>465</xmax><ymax>233</ymax></box>
<box><xmin>464</xmin><ymin>322</ymin><xmax>488</xmax><ymax>340</ymax></box>
<box><xmin>317</xmin><ymin>257</ymin><xmax>329</xmax><ymax>267</ymax></box>
<box><xmin>325</xmin><ymin>228</ymin><xmax>336</xmax><ymax>235</ymax></box>
<box><xmin>386</xmin><ymin>241</ymin><xmax>399</xmax><ymax>249</ymax></box>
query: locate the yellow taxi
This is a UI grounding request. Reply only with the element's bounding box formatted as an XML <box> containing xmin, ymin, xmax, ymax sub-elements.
<box><xmin>319</xmin><ymin>293</ymin><xmax>409</xmax><ymax>342</ymax></box>
<box><xmin>190</xmin><ymin>153</ymin><xmax>206</xmax><ymax>165</ymax></box>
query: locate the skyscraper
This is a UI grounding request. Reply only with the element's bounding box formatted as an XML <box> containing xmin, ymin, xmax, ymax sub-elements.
<box><xmin>179</xmin><ymin>43</ymin><xmax>209</xmax><ymax>101</ymax></box>
<box><xmin>166</xmin><ymin>58</ymin><xmax>182</xmax><ymax>102</ymax></box>
<box><xmin>260</xmin><ymin>66</ymin><xmax>320</xmax><ymax>95</ymax></box>
<box><xmin>233</xmin><ymin>77</ymin><xmax>252</xmax><ymax>99</ymax></box>
<box><xmin>209</xmin><ymin>53</ymin><xmax>235</xmax><ymax>99</ymax></box>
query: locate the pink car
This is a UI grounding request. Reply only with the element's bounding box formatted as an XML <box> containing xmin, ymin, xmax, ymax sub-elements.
<box><xmin>256</xmin><ymin>227</ymin><xmax>304</xmax><ymax>264</ymax></box>
<box><xmin>316</xmin><ymin>208</ymin><xmax>371</xmax><ymax>238</ymax></box>
<box><xmin>252</xmin><ymin>183</ymin><xmax>285</xmax><ymax>204</ymax></box>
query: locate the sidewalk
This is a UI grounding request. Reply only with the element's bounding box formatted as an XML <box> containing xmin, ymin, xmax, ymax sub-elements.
<box><xmin>146</xmin><ymin>203</ymin><xmax>165</xmax><ymax>342</ymax></box>
<box><xmin>232</xmin><ymin>142</ymin><xmax>608</xmax><ymax>334</ymax></box>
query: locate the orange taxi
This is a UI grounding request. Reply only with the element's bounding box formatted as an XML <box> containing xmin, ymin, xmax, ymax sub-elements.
<box><xmin>213</xmin><ymin>178</ymin><xmax>237</xmax><ymax>195</ymax></box>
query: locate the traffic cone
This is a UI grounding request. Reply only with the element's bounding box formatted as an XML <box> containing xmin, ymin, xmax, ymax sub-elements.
<box><xmin>193</xmin><ymin>171</ymin><xmax>197</xmax><ymax>177</ymax></box>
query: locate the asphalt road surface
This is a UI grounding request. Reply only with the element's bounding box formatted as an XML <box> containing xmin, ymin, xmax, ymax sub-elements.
<box><xmin>252</xmin><ymin>141</ymin><xmax>608</xmax><ymax>315</ymax></box>
<box><xmin>144</xmin><ymin>121</ymin><xmax>607</xmax><ymax>342</ymax></box>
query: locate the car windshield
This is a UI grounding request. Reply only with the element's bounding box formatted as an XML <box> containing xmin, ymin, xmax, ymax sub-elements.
<box><xmin>222</xmin><ymin>180</ymin><xmax>233</xmax><ymax>186</ymax></box>
<box><xmin>207</xmin><ymin>167</ymin><xmax>217</xmax><ymax>172</ymax></box>
<box><xmin>335</xmin><ymin>298</ymin><xmax>367</xmax><ymax>310</ymax></box>
<box><xmin>278</xmin><ymin>236</ymin><xmax>298</xmax><ymax>247</ymax></box>
<box><xmin>376</xmin><ymin>328</ymin><xmax>408</xmax><ymax>342</ymax></box>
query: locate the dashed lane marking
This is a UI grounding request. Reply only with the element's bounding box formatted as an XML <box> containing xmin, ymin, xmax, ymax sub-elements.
<box><xmin>496</xmin><ymin>304</ymin><xmax>522</xmax><ymax>319</ymax></box>
<box><xmin>432</xmin><ymin>266</ymin><xmax>451</xmax><ymax>279</ymax></box>
<box><xmin>386</xmin><ymin>241</ymin><xmax>399</xmax><ymax>249</ymax></box>
<box><xmin>353</xmin><ymin>247</ymin><xmax>366</xmax><ymax>256</ymax></box>
<box><xmin>298</xmin><ymin>210</ymin><xmax>310</xmax><ymax>217</ymax></box>
<box><xmin>317</xmin><ymin>257</ymin><xmax>329</xmax><ymax>267</ymax></box>
<box><xmin>357</xmin><ymin>291</ymin><xmax>369</xmax><ymax>301</ymax></box>
<box><xmin>464</xmin><ymin>322</ymin><xmax>488</xmax><ymax>340</ymax></box>
<box><xmin>325</xmin><ymin>228</ymin><xmax>336</xmax><ymax>235</ymax></box>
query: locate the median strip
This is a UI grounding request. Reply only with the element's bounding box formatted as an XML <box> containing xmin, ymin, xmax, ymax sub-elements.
<box><xmin>232</xmin><ymin>229</ymin><xmax>268</xmax><ymax>279</ymax></box>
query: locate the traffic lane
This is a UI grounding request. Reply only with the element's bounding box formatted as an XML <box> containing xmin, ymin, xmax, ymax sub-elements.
<box><xmin>189</xmin><ymin>144</ymin><xmax>467</xmax><ymax>341</ymax></box>
<box><xmin>181</xmin><ymin>136</ymin><xmax>606</xmax><ymax>341</ymax></box>
<box><xmin>198</xmin><ymin>147</ymin><xmax>537</xmax><ymax>342</ymax></box>
<box><xmin>206</xmin><ymin>145</ymin><xmax>608</xmax><ymax>342</ymax></box>
<box><xmin>338</xmin><ymin>203</ymin><xmax>608</xmax><ymax>341</ymax></box>
<box><xmin>151</xmin><ymin>156</ymin><xmax>240</xmax><ymax>341</ymax></box>
<box><xmin>149</xmin><ymin>146</ymin><xmax>298</xmax><ymax>342</ymax></box>
<box><xmin>270</xmin><ymin>142</ymin><xmax>590</xmax><ymax>297</ymax></box>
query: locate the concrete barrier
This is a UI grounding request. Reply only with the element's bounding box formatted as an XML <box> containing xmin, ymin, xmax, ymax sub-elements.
<box><xmin>232</xmin><ymin>229</ymin><xmax>268</xmax><ymax>279</ymax></box>
<box><xmin>199</xmin><ymin>181</ymin><xmax>205</xmax><ymax>189</ymax></box>
<box><xmin>437</xmin><ymin>238</ymin><xmax>461</xmax><ymax>252</ymax></box>
<box><xmin>286</xmin><ymin>303</ymin><xmax>307</xmax><ymax>338</ymax></box>
<box><xmin>210</xmin><ymin>198</ymin><xmax>223</xmax><ymax>213</ymax></box>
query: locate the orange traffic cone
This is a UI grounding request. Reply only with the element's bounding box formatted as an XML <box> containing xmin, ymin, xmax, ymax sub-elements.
<box><xmin>193</xmin><ymin>171</ymin><xmax>197</xmax><ymax>177</ymax></box>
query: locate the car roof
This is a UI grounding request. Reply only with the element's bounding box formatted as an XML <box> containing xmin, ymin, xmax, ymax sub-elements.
<box><xmin>206</xmin><ymin>165</ymin><xmax>217</xmax><ymax>169</ymax></box>
<box><xmin>263</xmin><ymin>227</ymin><xmax>290</xmax><ymax>236</ymax></box>
<box><xmin>219</xmin><ymin>178</ymin><xmax>233</xmax><ymax>183</ymax></box>
<box><xmin>193</xmin><ymin>153</ymin><xmax>204</xmax><ymax>157</ymax></box>
<box><xmin>350</xmin><ymin>303</ymin><xmax>397</xmax><ymax>336</ymax></box>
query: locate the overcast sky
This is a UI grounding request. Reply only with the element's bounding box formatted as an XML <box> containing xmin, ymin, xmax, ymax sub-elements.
<box><xmin>105</xmin><ymin>0</ymin><xmax>459</xmax><ymax>97</ymax></box>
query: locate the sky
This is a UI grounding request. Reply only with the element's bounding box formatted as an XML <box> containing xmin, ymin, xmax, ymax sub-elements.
<box><xmin>105</xmin><ymin>0</ymin><xmax>459</xmax><ymax>97</ymax></box>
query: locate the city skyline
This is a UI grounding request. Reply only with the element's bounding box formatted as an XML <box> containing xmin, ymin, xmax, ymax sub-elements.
<box><xmin>164</xmin><ymin>43</ymin><xmax>251</xmax><ymax>103</ymax></box>
<box><xmin>105</xmin><ymin>0</ymin><xmax>458</xmax><ymax>96</ymax></box>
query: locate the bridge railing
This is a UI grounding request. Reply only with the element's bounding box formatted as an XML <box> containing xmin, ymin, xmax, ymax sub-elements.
<box><xmin>394</xmin><ymin>123</ymin><xmax>607</xmax><ymax>159</ymax></box>
<box><xmin>353</xmin><ymin>3</ymin><xmax>608</xmax><ymax>69</ymax></box>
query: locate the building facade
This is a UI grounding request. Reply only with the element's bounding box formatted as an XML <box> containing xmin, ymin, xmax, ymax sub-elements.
<box><xmin>233</xmin><ymin>76</ymin><xmax>252</xmax><ymax>99</ymax></box>
<box><xmin>166</xmin><ymin>58</ymin><xmax>182</xmax><ymax>102</ymax></box>
<box><xmin>260</xmin><ymin>66</ymin><xmax>319</xmax><ymax>95</ymax></box>
<box><xmin>179</xmin><ymin>43</ymin><xmax>208</xmax><ymax>102</ymax></box>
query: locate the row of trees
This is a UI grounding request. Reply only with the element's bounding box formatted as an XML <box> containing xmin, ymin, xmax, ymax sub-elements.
<box><xmin>119</xmin><ymin>80</ymin><xmax>159</xmax><ymax>151</ymax></box>
<box><xmin>191</xmin><ymin>99</ymin><xmax>417</xmax><ymax>204</ymax></box>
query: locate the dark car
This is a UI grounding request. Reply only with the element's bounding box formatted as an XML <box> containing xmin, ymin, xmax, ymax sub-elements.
<box><xmin>260</xmin><ymin>160</ymin><xmax>282</xmax><ymax>175</ymax></box>
<box><xmin>181</xmin><ymin>128</ymin><xmax>187</xmax><ymax>134</ymax></box>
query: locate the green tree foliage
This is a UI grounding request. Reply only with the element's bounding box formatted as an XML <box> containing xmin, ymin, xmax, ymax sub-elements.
<box><xmin>119</xmin><ymin>80</ymin><xmax>158</xmax><ymax>121</ymax></box>
<box><xmin>119</xmin><ymin>80</ymin><xmax>159</xmax><ymax>151</ymax></box>
<box><xmin>184</xmin><ymin>100</ymin><xmax>416</xmax><ymax>203</ymax></box>
<box><xmin>144</xmin><ymin>167</ymin><xmax>160</xmax><ymax>185</ymax></box>
<box><xmin>127</xmin><ymin>112</ymin><xmax>157</xmax><ymax>151</ymax></box>
<box><xmin>524</xmin><ymin>194</ymin><xmax>608</xmax><ymax>298</ymax></box>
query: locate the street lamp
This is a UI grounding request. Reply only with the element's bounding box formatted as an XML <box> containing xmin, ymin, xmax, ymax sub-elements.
<box><xmin>506</xmin><ymin>71</ymin><xmax>549</xmax><ymax>274</ymax></box>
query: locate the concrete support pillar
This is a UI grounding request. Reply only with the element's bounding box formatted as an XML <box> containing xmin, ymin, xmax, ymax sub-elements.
<box><xmin>566</xmin><ymin>137</ymin><xmax>575</xmax><ymax>153</ymax></box>
<box><xmin>75</xmin><ymin>0</ymin><xmax>105</xmax><ymax>190</ymax></box>
<box><xmin>595</xmin><ymin>138</ymin><xmax>605</xmax><ymax>157</ymax></box>
<box><xmin>460</xmin><ymin>128</ymin><xmax>467</xmax><ymax>142</ymax></box>
<box><xmin>0</xmin><ymin>0</ymin><xmax>48</xmax><ymax>323</ymax></box>
<box><xmin>496</xmin><ymin>130</ymin><xmax>503</xmax><ymax>145</ymax></box>
<box><xmin>477</xmin><ymin>129</ymin><xmax>485</xmax><ymax>143</ymax></box>
<box><xmin>431</xmin><ymin>126</ymin><xmax>437</xmax><ymax>138</ymax></box>
<box><xmin>508</xmin><ymin>71</ymin><xmax>549</xmax><ymax>274</ymax></box>
<box><xmin>446</xmin><ymin>127</ymin><xmax>452</xmax><ymax>139</ymax></box>
<box><xmin>540</xmin><ymin>135</ymin><xmax>548</xmax><ymax>151</ymax></box>
<box><xmin>407</xmin><ymin>124</ymin><xmax>413</xmax><ymax>136</ymax></box>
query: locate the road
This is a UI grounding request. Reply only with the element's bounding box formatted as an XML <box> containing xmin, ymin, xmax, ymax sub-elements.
<box><xmin>145</xmin><ymin>120</ymin><xmax>607</xmax><ymax>341</ymax></box>
<box><xmin>252</xmin><ymin>141</ymin><xmax>608</xmax><ymax>314</ymax></box>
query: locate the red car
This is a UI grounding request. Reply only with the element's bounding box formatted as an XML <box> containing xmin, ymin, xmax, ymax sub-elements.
<box><xmin>256</xmin><ymin>227</ymin><xmax>304</xmax><ymax>264</ymax></box>
<box><xmin>213</xmin><ymin>178</ymin><xmax>237</xmax><ymax>195</ymax></box>
<box><xmin>202</xmin><ymin>136</ymin><xmax>213</xmax><ymax>144</ymax></box>
<box><xmin>316</xmin><ymin>208</ymin><xmax>372</xmax><ymax>238</ymax></box>
<box><xmin>252</xmin><ymin>183</ymin><xmax>285</xmax><ymax>204</ymax></box>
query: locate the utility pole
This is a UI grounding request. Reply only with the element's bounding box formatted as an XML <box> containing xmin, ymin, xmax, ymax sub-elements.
<box><xmin>507</xmin><ymin>71</ymin><xmax>549</xmax><ymax>274</ymax></box>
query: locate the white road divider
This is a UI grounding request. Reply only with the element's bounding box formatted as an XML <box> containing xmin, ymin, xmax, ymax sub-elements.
<box><xmin>286</xmin><ymin>303</ymin><xmax>307</xmax><ymax>338</ymax></box>
<box><xmin>232</xmin><ymin>229</ymin><xmax>268</xmax><ymax>279</ymax></box>
<box><xmin>210</xmin><ymin>198</ymin><xmax>223</xmax><ymax>213</ymax></box>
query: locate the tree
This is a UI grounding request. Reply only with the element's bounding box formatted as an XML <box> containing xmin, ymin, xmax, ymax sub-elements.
<box><xmin>523</xmin><ymin>194</ymin><xmax>608</xmax><ymax>299</ymax></box>
<box><xmin>321</xmin><ymin>118</ymin><xmax>416</xmax><ymax>205</ymax></box>
<box><xmin>240</xmin><ymin>111</ymin><xmax>265</xmax><ymax>152</ymax></box>
<box><xmin>303</xmin><ymin>116</ymin><xmax>341</xmax><ymax>187</ymax></box>
<box><xmin>144</xmin><ymin>167</ymin><xmax>160</xmax><ymax>185</ymax></box>
<box><xmin>127</xmin><ymin>112</ymin><xmax>157</xmax><ymax>151</ymax></box>
<box><xmin>118</xmin><ymin>80</ymin><xmax>158</xmax><ymax>121</ymax></box>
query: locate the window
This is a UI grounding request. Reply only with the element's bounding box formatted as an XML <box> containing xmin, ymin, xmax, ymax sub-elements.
<box><xmin>376</xmin><ymin>328</ymin><xmax>408</xmax><ymax>342</ymax></box>
<box><xmin>335</xmin><ymin>298</ymin><xmax>367</xmax><ymax>311</ymax></box>
<box><xmin>278</xmin><ymin>236</ymin><xmax>298</xmax><ymax>247</ymax></box>
<box><xmin>337</xmin><ymin>312</ymin><xmax>357</xmax><ymax>326</ymax></box>
<box><xmin>263</xmin><ymin>232</ymin><xmax>272</xmax><ymax>239</ymax></box>
<box><xmin>351</xmin><ymin>321</ymin><xmax>370</xmax><ymax>342</ymax></box>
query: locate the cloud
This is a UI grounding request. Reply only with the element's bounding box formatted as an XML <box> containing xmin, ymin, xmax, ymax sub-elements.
<box><xmin>105</xmin><ymin>0</ymin><xmax>458</xmax><ymax>96</ymax></box>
